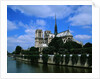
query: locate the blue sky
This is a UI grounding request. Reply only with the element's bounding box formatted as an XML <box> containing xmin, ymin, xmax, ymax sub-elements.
<box><xmin>7</xmin><ymin>5</ymin><xmax>92</xmax><ymax>53</ymax></box>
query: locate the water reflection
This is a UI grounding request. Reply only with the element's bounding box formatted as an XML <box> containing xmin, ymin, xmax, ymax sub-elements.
<box><xmin>16</xmin><ymin>61</ymin><xmax>23</xmax><ymax>73</ymax></box>
<box><xmin>16</xmin><ymin>61</ymin><xmax>22</xmax><ymax>69</ymax></box>
<box><xmin>42</xmin><ymin>64</ymin><xmax>49</xmax><ymax>73</ymax></box>
<box><xmin>7</xmin><ymin>57</ymin><xmax>92</xmax><ymax>73</ymax></box>
<box><xmin>65</xmin><ymin>67</ymin><xmax>70</xmax><ymax>73</ymax></box>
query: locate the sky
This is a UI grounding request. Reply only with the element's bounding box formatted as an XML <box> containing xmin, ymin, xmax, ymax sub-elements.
<box><xmin>7</xmin><ymin>5</ymin><xmax>92</xmax><ymax>53</ymax></box>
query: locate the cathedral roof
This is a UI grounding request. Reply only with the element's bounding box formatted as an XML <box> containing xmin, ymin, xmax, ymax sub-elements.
<box><xmin>57</xmin><ymin>30</ymin><xmax>73</xmax><ymax>37</ymax></box>
<box><xmin>73</xmin><ymin>39</ymin><xmax>83</xmax><ymax>45</ymax></box>
<box><xmin>47</xmin><ymin>30</ymin><xmax>73</xmax><ymax>38</ymax></box>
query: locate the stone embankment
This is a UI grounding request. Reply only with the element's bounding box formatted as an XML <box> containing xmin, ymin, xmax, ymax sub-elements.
<box><xmin>14</xmin><ymin>54</ymin><xmax>92</xmax><ymax>68</ymax></box>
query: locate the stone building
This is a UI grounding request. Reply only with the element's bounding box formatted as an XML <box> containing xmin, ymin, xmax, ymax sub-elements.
<box><xmin>35</xmin><ymin>15</ymin><xmax>82</xmax><ymax>52</ymax></box>
<box><xmin>35</xmin><ymin>29</ymin><xmax>43</xmax><ymax>48</ymax></box>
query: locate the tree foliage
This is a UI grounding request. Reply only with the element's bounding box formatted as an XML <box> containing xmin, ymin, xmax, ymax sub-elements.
<box><xmin>80</xmin><ymin>54</ymin><xmax>87</xmax><ymax>65</ymax></box>
<box><xmin>58</xmin><ymin>48</ymin><xmax>67</xmax><ymax>54</ymax></box>
<box><xmin>60</xmin><ymin>55</ymin><xmax>64</xmax><ymax>64</ymax></box>
<box><xmin>42</xmin><ymin>47</ymin><xmax>49</xmax><ymax>54</ymax></box>
<box><xmin>87</xmin><ymin>54</ymin><xmax>92</xmax><ymax>66</ymax></box>
<box><xmin>30</xmin><ymin>46</ymin><xmax>38</xmax><ymax>52</ymax></box>
<box><xmin>49</xmin><ymin>37</ymin><xmax>64</xmax><ymax>53</ymax></box>
<box><xmin>71</xmin><ymin>54</ymin><xmax>78</xmax><ymax>65</ymax></box>
<box><xmin>42</xmin><ymin>54</ymin><xmax>49</xmax><ymax>64</ymax></box>
<box><xmin>64</xmin><ymin>41</ymin><xmax>82</xmax><ymax>52</ymax></box>
<box><xmin>53</xmin><ymin>54</ymin><xmax>61</xmax><ymax>65</ymax></box>
<box><xmin>83</xmin><ymin>42</ymin><xmax>92</xmax><ymax>48</ymax></box>
<box><xmin>42</xmin><ymin>46</ymin><xmax>55</xmax><ymax>54</ymax></box>
<box><xmin>29</xmin><ymin>55</ymin><xmax>39</xmax><ymax>63</ymax></box>
<box><xmin>15</xmin><ymin>46</ymin><xmax>22</xmax><ymax>54</ymax></box>
<box><xmin>65</xmin><ymin>54</ymin><xmax>70</xmax><ymax>65</ymax></box>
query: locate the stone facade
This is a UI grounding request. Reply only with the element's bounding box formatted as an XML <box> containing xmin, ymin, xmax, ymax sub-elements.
<box><xmin>35</xmin><ymin>29</ymin><xmax>43</xmax><ymax>48</ymax></box>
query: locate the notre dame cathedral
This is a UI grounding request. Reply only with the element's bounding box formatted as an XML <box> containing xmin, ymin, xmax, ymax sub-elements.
<box><xmin>35</xmin><ymin>15</ymin><xmax>82</xmax><ymax>52</ymax></box>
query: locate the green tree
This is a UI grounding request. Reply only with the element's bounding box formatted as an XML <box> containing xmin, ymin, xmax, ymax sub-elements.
<box><xmin>87</xmin><ymin>54</ymin><xmax>92</xmax><ymax>66</ymax></box>
<box><xmin>64</xmin><ymin>41</ymin><xmax>72</xmax><ymax>52</ymax></box>
<box><xmin>42</xmin><ymin>54</ymin><xmax>49</xmax><ymax>64</ymax></box>
<box><xmin>80</xmin><ymin>54</ymin><xmax>87</xmax><ymax>65</ymax></box>
<box><xmin>49</xmin><ymin>37</ymin><xmax>64</xmax><ymax>53</ymax></box>
<box><xmin>53</xmin><ymin>54</ymin><xmax>61</xmax><ymax>65</ymax></box>
<box><xmin>42</xmin><ymin>47</ymin><xmax>49</xmax><ymax>54</ymax></box>
<box><xmin>48</xmin><ymin>46</ymin><xmax>55</xmax><ymax>54</ymax></box>
<box><xmin>60</xmin><ymin>55</ymin><xmax>64</xmax><ymax>64</ymax></box>
<box><xmin>71</xmin><ymin>41</ymin><xmax>82</xmax><ymax>48</ymax></box>
<box><xmin>71</xmin><ymin>54</ymin><xmax>78</xmax><ymax>65</ymax></box>
<box><xmin>15</xmin><ymin>46</ymin><xmax>22</xmax><ymax>54</ymax></box>
<box><xmin>58</xmin><ymin>48</ymin><xmax>66</xmax><ymax>54</ymax></box>
<box><xmin>65</xmin><ymin>54</ymin><xmax>70</xmax><ymax>65</ymax></box>
<box><xmin>64</xmin><ymin>41</ymin><xmax>82</xmax><ymax>52</ymax></box>
<box><xmin>27</xmin><ymin>55</ymin><xmax>39</xmax><ymax>63</ymax></box>
<box><xmin>30</xmin><ymin>46</ymin><xmax>38</xmax><ymax>52</ymax></box>
<box><xmin>83</xmin><ymin>42</ymin><xmax>92</xmax><ymax>48</ymax></box>
<box><xmin>12</xmin><ymin>51</ymin><xmax>15</xmax><ymax>54</ymax></box>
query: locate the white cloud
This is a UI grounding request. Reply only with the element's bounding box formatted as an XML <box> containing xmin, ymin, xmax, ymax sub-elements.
<box><xmin>74</xmin><ymin>35</ymin><xmax>91</xmax><ymax>40</ymax></box>
<box><xmin>36</xmin><ymin>19</ymin><xmax>46</xmax><ymax>26</ymax></box>
<box><xmin>82</xmin><ymin>26</ymin><xmax>91</xmax><ymax>29</ymax></box>
<box><xmin>7</xmin><ymin>35</ymin><xmax>34</xmax><ymax>52</ymax></box>
<box><xmin>69</xmin><ymin>13</ymin><xmax>92</xmax><ymax>26</ymax></box>
<box><xmin>8</xmin><ymin>19</ymin><xmax>46</xmax><ymax>31</ymax></box>
<box><xmin>8</xmin><ymin>5</ymin><xmax>73</xmax><ymax>19</ymax></box>
<box><xmin>7</xmin><ymin>20</ymin><xmax>46</xmax><ymax>52</ymax></box>
<box><xmin>76</xmin><ymin>5</ymin><xmax>92</xmax><ymax>14</ymax></box>
<box><xmin>7</xmin><ymin>20</ymin><xmax>18</xmax><ymax>30</ymax></box>
<box><xmin>68</xmin><ymin>5</ymin><xmax>92</xmax><ymax>26</ymax></box>
<box><xmin>7</xmin><ymin>31</ymin><xmax>35</xmax><ymax>52</ymax></box>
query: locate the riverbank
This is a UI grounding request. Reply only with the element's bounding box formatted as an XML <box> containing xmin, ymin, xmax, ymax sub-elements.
<box><xmin>12</xmin><ymin>54</ymin><xmax>92</xmax><ymax>69</ymax></box>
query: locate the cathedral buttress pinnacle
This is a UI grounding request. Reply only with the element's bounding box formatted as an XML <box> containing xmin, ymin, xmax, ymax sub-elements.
<box><xmin>54</xmin><ymin>14</ymin><xmax>58</xmax><ymax>37</ymax></box>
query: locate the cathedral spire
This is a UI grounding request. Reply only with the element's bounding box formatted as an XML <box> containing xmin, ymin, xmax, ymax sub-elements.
<box><xmin>54</xmin><ymin>14</ymin><xmax>58</xmax><ymax>37</ymax></box>
<box><xmin>55</xmin><ymin>14</ymin><xmax>57</xmax><ymax>25</ymax></box>
<box><xmin>68</xmin><ymin>26</ymin><xmax>70</xmax><ymax>32</ymax></box>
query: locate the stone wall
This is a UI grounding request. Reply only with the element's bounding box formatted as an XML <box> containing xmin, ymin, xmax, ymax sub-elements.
<box><xmin>15</xmin><ymin>54</ymin><xmax>91</xmax><ymax>68</ymax></box>
<box><xmin>38</xmin><ymin>54</ymin><xmax>91</xmax><ymax>68</ymax></box>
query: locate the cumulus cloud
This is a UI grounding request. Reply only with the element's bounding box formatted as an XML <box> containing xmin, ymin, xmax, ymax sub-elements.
<box><xmin>76</xmin><ymin>5</ymin><xmax>92</xmax><ymax>14</ymax></box>
<box><xmin>74</xmin><ymin>35</ymin><xmax>91</xmax><ymax>40</ymax></box>
<box><xmin>68</xmin><ymin>5</ymin><xmax>92</xmax><ymax>26</ymax></box>
<box><xmin>36</xmin><ymin>19</ymin><xmax>46</xmax><ymax>26</ymax></box>
<box><xmin>68</xmin><ymin>13</ymin><xmax>92</xmax><ymax>26</ymax></box>
<box><xmin>7</xmin><ymin>20</ymin><xmax>46</xmax><ymax>52</ymax></box>
<box><xmin>8</xmin><ymin>5</ymin><xmax>73</xmax><ymax>19</ymax></box>
<box><xmin>82</xmin><ymin>26</ymin><xmax>91</xmax><ymax>29</ymax></box>
<box><xmin>7</xmin><ymin>20</ymin><xmax>18</xmax><ymax>30</ymax></box>
<box><xmin>7</xmin><ymin>34</ymin><xmax>34</xmax><ymax>52</ymax></box>
<box><xmin>8</xmin><ymin>19</ymin><xmax>46</xmax><ymax>30</ymax></box>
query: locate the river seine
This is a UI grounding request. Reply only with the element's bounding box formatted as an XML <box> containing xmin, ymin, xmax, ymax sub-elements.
<box><xmin>7</xmin><ymin>57</ymin><xmax>92</xmax><ymax>73</ymax></box>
